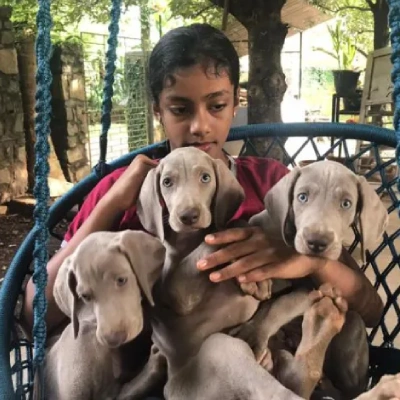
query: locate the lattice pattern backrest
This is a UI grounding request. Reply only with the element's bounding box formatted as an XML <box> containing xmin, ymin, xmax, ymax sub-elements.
<box><xmin>8</xmin><ymin>130</ymin><xmax>400</xmax><ymax>398</ymax></box>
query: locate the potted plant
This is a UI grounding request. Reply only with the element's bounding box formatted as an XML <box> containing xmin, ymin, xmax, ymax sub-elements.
<box><xmin>315</xmin><ymin>20</ymin><xmax>361</xmax><ymax>98</ymax></box>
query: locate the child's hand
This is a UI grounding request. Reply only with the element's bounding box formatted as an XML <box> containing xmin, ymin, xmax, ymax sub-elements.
<box><xmin>196</xmin><ymin>226</ymin><xmax>325</xmax><ymax>283</ymax></box>
<box><xmin>104</xmin><ymin>155</ymin><xmax>158</xmax><ymax>212</ymax></box>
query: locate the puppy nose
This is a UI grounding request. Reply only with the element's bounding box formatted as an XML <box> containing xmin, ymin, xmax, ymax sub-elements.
<box><xmin>179</xmin><ymin>208</ymin><xmax>200</xmax><ymax>225</ymax></box>
<box><xmin>103</xmin><ymin>331</ymin><xmax>127</xmax><ymax>348</ymax></box>
<box><xmin>307</xmin><ymin>239</ymin><xmax>328</xmax><ymax>253</ymax></box>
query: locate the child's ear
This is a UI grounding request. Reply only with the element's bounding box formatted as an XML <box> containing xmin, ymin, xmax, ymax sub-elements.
<box><xmin>153</xmin><ymin>103</ymin><xmax>161</xmax><ymax>120</ymax></box>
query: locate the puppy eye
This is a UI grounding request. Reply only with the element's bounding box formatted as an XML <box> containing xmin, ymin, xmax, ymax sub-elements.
<box><xmin>297</xmin><ymin>193</ymin><xmax>308</xmax><ymax>203</ymax></box>
<box><xmin>162</xmin><ymin>177</ymin><xmax>173</xmax><ymax>187</ymax></box>
<box><xmin>81</xmin><ymin>293</ymin><xmax>92</xmax><ymax>302</ymax></box>
<box><xmin>200</xmin><ymin>173</ymin><xmax>211</xmax><ymax>183</ymax></box>
<box><xmin>341</xmin><ymin>199</ymin><xmax>352</xmax><ymax>209</ymax></box>
<box><xmin>116</xmin><ymin>277</ymin><xmax>128</xmax><ymax>287</ymax></box>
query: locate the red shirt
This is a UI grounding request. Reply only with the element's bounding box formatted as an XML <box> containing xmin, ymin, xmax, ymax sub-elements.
<box><xmin>64</xmin><ymin>156</ymin><xmax>289</xmax><ymax>242</ymax></box>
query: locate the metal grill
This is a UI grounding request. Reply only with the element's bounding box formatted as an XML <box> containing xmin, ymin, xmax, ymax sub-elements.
<box><xmin>81</xmin><ymin>32</ymin><xmax>152</xmax><ymax>167</ymax></box>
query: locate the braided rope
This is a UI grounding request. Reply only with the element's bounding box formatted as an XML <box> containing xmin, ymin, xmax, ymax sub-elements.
<box><xmin>388</xmin><ymin>0</ymin><xmax>400</xmax><ymax>215</ymax></box>
<box><xmin>32</xmin><ymin>0</ymin><xmax>52</xmax><ymax>372</ymax></box>
<box><xmin>98</xmin><ymin>0</ymin><xmax>122</xmax><ymax>174</ymax></box>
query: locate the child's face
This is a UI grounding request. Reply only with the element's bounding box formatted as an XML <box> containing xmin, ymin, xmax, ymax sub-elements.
<box><xmin>154</xmin><ymin>64</ymin><xmax>238</xmax><ymax>162</ymax></box>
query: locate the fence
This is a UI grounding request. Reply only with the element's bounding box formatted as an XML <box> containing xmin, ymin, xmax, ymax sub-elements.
<box><xmin>81</xmin><ymin>32</ymin><xmax>154</xmax><ymax>167</ymax></box>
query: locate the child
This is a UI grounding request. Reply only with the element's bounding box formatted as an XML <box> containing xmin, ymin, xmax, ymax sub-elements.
<box><xmin>21</xmin><ymin>22</ymin><xmax>382</xmax><ymax>393</ymax></box>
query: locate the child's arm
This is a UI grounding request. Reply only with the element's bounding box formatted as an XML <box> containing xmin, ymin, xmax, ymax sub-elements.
<box><xmin>198</xmin><ymin>227</ymin><xmax>383</xmax><ymax>328</ymax></box>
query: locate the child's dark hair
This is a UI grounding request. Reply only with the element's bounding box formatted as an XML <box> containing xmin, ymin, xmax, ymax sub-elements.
<box><xmin>148</xmin><ymin>23</ymin><xmax>240</xmax><ymax>104</ymax></box>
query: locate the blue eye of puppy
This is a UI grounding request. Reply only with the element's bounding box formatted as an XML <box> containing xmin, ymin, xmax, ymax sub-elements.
<box><xmin>201</xmin><ymin>173</ymin><xmax>211</xmax><ymax>183</ymax></box>
<box><xmin>297</xmin><ymin>193</ymin><xmax>308</xmax><ymax>203</ymax></box>
<box><xmin>341</xmin><ymin>199</ymin><xmax>352</xmax><ymax>209</ymax></box>
<box><xmin>116</xmin><ymin>277</ymin><xmax>127</xmax><ymax>286</ymax></box>
<box><xmin>163</xmin><ymin>177</ymin><xmax>173</xmax><ymax>187</ymax></box>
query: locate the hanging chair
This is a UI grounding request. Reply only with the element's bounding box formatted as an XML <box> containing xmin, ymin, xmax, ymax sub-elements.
<box><xmin>1</xmin><ymin>0</ymin><xmax>400</xmax><ymax>398</ymax></box>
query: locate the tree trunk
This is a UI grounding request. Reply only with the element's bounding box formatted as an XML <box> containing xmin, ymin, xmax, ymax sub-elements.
<box><xmin>243</xmin><ymin>12</ymin><xmax>288</xmax><ymax>160</ymax></box>
<box><xmin>17</xmin><ymin>36</ymin><xmax>36</xmax><ymax>193</ymax></box>
<box><xmin>371</xmin><ymin>0</ymin><xmax>389</xmax><ymax>50</ymax></box>
<box><xmin>211</xmin><ymin>0</ymin><xmax>289</xmax><ymax>160</ymax></box>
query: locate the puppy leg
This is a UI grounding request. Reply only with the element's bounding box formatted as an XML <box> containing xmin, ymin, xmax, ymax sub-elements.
<box><xmin>354</xmin><ymin>374</ymin><xmax>400</xmax><ymax>400</ymax></box>
<box><xmin>232</xmin><ymin>289</ymin><xmax>313</xmax><ymax>370</ymax></box>
<box><xmin>117</xmin><ymin>345</ymin><xmax>167</xmax><ymax>400</ymax></box>
<box><xmin>165</xmin><ymin>333</ymin><xmax>303</xmax><ymax>400</ymax></box>
<box><xmin>323</xmin><ymin>311</ymin><xmax>369</xmax><ymax>399</ymax></box>
<box><xmin>273</xmin><ymin>284</ymin><xmax>347</xmax><ymax>400</ymax></box>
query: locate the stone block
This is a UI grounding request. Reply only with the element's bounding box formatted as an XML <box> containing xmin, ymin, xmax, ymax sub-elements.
<box><xmin>0</xmin><ymin>48</ymin><xmax>18</xmax><ymax>74</ymax></box>
<box><xmin>14</xmin><ymin>113</ymin><xmax>24</xmax><ymax>133</ymax></box>
<box><xmin>66</xmin><ymin>107</ymin><xmax>73</xmax><ymax>121</ymax></box>
<box><xmin>67</xmin><ymin>146</ymin><xmax>85</xmax><ymax>164</ymax></box>
<box><xmin>75</xmin><ymin>164</ymin><xmax>91</xmax><ymax>181</ymax></box>
<box><xmin>1</xmin><ymin>31</ymin><xmax>13</xmax><ymax>45</ymax></box>
<box><xmin>69</xmin><ymin>76</ymin><xmax>85</xmax><ymax>101</ymax></box>
<box><xmin>17</xmin><ymin>146</ymin><xmax>26</xmax><ymax>163</ymax></box>
<box><xmin>0</xmin><ymin>167</ymin><xmax>10</xmax><ymax>184</ymax></box>
<box><xmin>0</xmin><ymin>7</ymin><xmax>12</xmax><ymax>20</ymax></box>
<box><xmin>67</xmin><ymin>122</ymin><xmax>79</xmax><ymax>136</ymax></box>
<box><xmin>67</xmin><ymin>136</ymin><xmax>77</xmax><ymax>148</ymax></box>
<box><xmin>8</xmin><ymin>79</ymin><xmax>20</xmax><ymax>94</ymax></box>
<box><xmin>61</xmin><ymin>75</ymin><xmax>70</xmax><ymax>100</ymax></box>
<box><xmin>0</xmin><ymin>184</ymin><xmax>11</xmax><ymax>204</ymax></box>
<box><xmin>3</xmin><ymin>21</ymin><xmax>12</xmax><ymax>30</ymax></box>
<box><xmin>79</xmin><ymin>135</ymin><xmax>87</xmax><ymax>144</ymax></box>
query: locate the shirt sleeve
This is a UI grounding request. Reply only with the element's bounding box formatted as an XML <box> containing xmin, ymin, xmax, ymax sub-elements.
<box><xmin>63</xmin><ymin>168</ymin><xmax>126</xmax><ymax>243</ymax></box>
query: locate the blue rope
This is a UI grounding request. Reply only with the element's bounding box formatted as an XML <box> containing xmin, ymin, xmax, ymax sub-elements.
<box><xmin>97</xmin><ymin>0</ymin><xmax>122</xmax><ymax>177</ymax></box>
<box><xmin>388</xmin><ymin>0</ymin><xmax>400</xmax><ymax>216</ymax></box>
<box><xmin>32</xmin><ymin>0</ymin><xmax>52</xmax><ymax>383</ymax></box>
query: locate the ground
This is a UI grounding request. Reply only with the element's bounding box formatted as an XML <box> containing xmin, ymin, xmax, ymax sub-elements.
<box><xmin>0</xmin><ymin>210</ymin><xmax>69</xmax><ymax>283</ymax></box>
<box><xmin>0</xmin><ymin>214</ymin><xmax>32</xmax><ymax>282</ymax></box>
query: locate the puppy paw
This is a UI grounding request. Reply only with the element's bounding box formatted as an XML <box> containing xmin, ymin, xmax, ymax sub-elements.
<box><xmin>240</xmin><ymin>279</ymin><xmax>272</xmax><ymax>301</ymax></box>
<box><xmin>356</xmin><ymin>374</ymin><xmax>400</xmax><ymax>400</ymax></box>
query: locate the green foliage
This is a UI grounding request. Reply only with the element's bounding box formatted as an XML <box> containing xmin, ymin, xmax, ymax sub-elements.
<box><xmin>310</xmin><ymin>0</ymin><xmax>373</xmax><ymax>54</ymax></box>
<box><xmin>1</xmin><ymin>0</ymin><xmax>141</xmax><ymax>40</ymax></box>
<box><xmin>302</xmin><ymin>67</ymin><xmax>335</xmax><ymax>116</ymax></box>
<box><xmin>167</xmin><ymin>0</ymin><xmax>222</xmax><ymax>27</ymax></box>
<box><xmin>314</xmin><ymin>20</ymin><xmax>357</xmax><ymax>70</ymax></box>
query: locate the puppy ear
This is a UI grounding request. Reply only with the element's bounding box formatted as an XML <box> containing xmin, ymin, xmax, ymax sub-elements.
<box><xmin>257</xmin><ymin>167</ymin><xmax>301</xmax><ymax>245</ymax></box>
<box><xmin>114</xmin><ymin>230</ymin><xmax>166</xmax><ymax>306</ymax></box>
<box><xmin>136</xmin><ymin>165</ymin><xmax>165</xmax><ymax>242</ymax></box>
<box><xmin>67</xmin><ymin>270</ymin><xmax>80</xmax><ymax>339</ymax></box>
<box><xmin>356</xmin><ymin>176</ymin><xmax>388</xmax><ymax>259</ymax></box>
<box><xmin>211</xmin><ymin>158</ymin><xmax>245</xmax><ymax>229</ymax></box>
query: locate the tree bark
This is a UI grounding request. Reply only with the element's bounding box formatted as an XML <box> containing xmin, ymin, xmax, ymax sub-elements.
<box><xmin>371</xmin><ymin>0</ymin><xmax>389</xmax><ymax>50</ymax></box>
<box><xmin>211</xmin><ymin>0</ymin><xmax>289</xmax><ymax>161</ymax></box>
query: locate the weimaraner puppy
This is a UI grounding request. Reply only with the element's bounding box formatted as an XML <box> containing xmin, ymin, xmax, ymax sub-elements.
<box><xmin>236</xmin><ymin>160</ymin><xmax>389</xmax><ymax>399</ymax></box>
<box><xmin>43</xmin><ymin>230</ymin><xmax>166</xmax><ymax>400</ymax></box>
<box><xmin>118</xmin><ymin>148</ymin><xmax>352</xmax><ymax>400</ymax></box>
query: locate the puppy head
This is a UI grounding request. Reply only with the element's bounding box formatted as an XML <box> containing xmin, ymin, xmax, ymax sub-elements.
<box><xmin>137</xmin><ymin>147</ymin><xmax>244</xmax><ymax>238</ymax></box>
<box><xmin>67</xmin><ymin>231</ymin><xmax>165</xmax><ymax>348</ymax></box>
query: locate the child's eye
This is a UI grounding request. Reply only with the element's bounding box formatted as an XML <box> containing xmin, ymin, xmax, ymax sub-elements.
<box><xmin>210</xmin><ymin>103</ymin><xmax>227</xmax><ymax>112</ymax></box>
<box><xmin>169</xmin><ymin>106</ymin><xmax>187</xmax><ymax>115</ymax></box>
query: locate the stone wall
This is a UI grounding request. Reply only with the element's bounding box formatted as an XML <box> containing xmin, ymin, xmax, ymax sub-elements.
<box><xmin>0</xmin><ymin>7</ymin><xmax>26</xmax><ymax>203</ymax></box>
<box><xmin>51</xmin><ymin>44</ymin><xmax>90</xmax><ymax>183</ymax></box>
